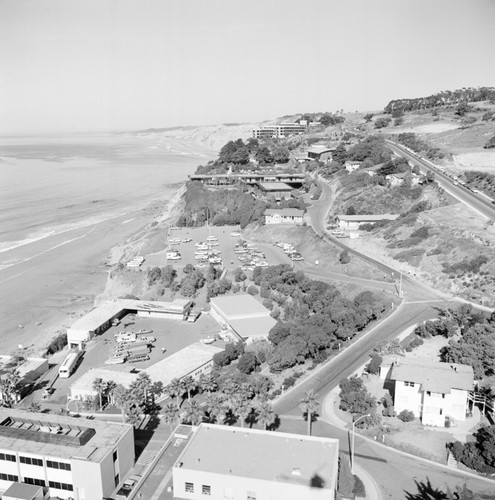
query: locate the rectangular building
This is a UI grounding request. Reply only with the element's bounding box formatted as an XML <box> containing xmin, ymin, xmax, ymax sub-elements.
<box><xmin>210</xmin><ymin>295</ymin><xmax>277</xmax><ymax>342</ymax></box>
<box><xmin>264</xmin><ymin>208</ymin><xmax>304</xmax><ymax>225</ymax></box>
<box><xmin>0</xmin><ymin>408</ymin><xmax>134</xmax><ymax>500</ymax></box>
<box><xmin>173</xmin><ymin>424</ymin><xmax>339</xmax><ymax>500</ymax></box>
<box><xmin>252</xmin><ymin>123</ymin><xmax>307</xmax><ymax>139</ymax></box>
<box><xmin>257</xmin><ymin>182</ymin><xmax>294</xmax><ymax>201</ymax></box>
<box><xmin>390</xmin><ymin>358</ymin><xmax>474</xmax><ymax>427</ymax></box>
<box><xmin>67</xmin><ymin>298</ymin><xmax>193</xmax><ymax>349</ymax></box>
<box><xmin>335</xmin><ymin>214</ymin><xmax>399</xmax><ymax>230</ymax></box>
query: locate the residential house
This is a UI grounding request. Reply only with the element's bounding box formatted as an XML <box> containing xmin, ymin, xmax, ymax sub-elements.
<box><xmin>388</xmin><ymin>358</ymin><xmax>474</xmax><ymax>427</ymax></box>
<box><xmin>345</xmin><ymin>161</ymin><xmax>361</xmax><ymax>172</ymax></box>
<box><xmin>264</xmin><ymin>208</ymin><xmax>304</xmax><ymax>225</ymax></box>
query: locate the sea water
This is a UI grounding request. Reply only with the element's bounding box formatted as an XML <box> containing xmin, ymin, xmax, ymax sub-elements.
<box><xmin>0</xmin><ymin>133</ymin><xmax>214</xmax><ymax>261</ymax></box>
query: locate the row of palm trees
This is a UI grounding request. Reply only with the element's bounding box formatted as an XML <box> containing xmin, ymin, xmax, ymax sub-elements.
<box><xmin>89</xmin><ymin>369</ymin><xmax>320</xmax><ymax>436</ymax></box>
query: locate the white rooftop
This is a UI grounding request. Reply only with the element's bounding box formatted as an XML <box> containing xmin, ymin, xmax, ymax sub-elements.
<box><xmin>210</xmin><ymin>294</ymin><xmax>271</xmax><ymax>319</ymax></box>
<box><xmin>176</xmin><ymin>424</ymin><xmax>339</xmax><ymax>488</ymax></box>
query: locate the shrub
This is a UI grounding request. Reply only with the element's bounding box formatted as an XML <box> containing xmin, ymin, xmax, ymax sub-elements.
<box><xmin>365</xmin><ymin>354</ymin><xmax>382</xmax><ymax>375</ymax></box>
<box><xmin>339</xmin><ymin>250</ymin><xmax>351</xmax><ymax>264</ymax></box>
<box><xmin>46</xmin><ymin>333</ymin><xmax>68</xmax><ymax>354</ymax></box>
<box><xmin>398</xmin><ymin>409</ymin><xmax>415</xmax><ymax>422</ymax></box>
<box><xmin>247</xmin><ymin>285</ymin><xmax>259</xmax><ymax>296</ymax></box>
<box><xmin>353</xmin><ymin>475</ymin><xmax>366</xmax><ymax>497</ymax></box>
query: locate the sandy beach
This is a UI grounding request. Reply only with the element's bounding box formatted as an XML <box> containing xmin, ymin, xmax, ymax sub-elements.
<box><xmin>0</xmin><ymin>191</ymin><xmax>186</xmax><ymax>357</ymax></box>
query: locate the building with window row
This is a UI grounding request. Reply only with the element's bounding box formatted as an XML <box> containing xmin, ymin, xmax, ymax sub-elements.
<box><xmin>0</xmin><ymin>408</ymin><xmax>134</xmax><ymax>500</ymax></box>
<box><xmin>252</xmin><ymin>123</ymin><xmax>307</xmax><ymax>139</ymax></box>
<box><xmin>173</xmin><ymin>424</ymin><xmax>339</xmax><ymax>500</ymax></box>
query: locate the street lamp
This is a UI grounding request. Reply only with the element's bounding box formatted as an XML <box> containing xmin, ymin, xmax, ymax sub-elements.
<box><xmin>351</xmin><ymin>414</ymin><xmax>370</xmax><ymax>474</ymax></box>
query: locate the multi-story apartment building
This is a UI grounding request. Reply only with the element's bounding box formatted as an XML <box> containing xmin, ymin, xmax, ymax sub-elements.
<box><xmin>252</xmin><ymin>123</ymin><xmax>307</xmax><ymax>139</ymax></box>
<box><xmin>0</xmin><ymin>408</ymin><xmax>134</xmax><ymax>500</ymax></box>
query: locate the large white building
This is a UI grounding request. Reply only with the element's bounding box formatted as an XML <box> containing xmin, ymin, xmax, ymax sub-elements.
<box><xmin>0</xmin><ymin>408</ymin><xmax>134</xmax><ymax>500</ymax></box>
<box><xmin>67</xmin><ymin>298</ymin><xmax>192</xmax><ymax>349</ymax></box>
<box><xmin>209</xmin><ymin>295</ymin><xmax>277</xmax><ymax>342</ymax></box>
<box><xmin>173</xmin><ymin>424</ymin><xmax>339</xmax><ymax>500</ymax></box>
<box><xmin>252</xmin><ymin>123</ymin><xmax>307</xmax><ymax>139</ymax></box>
<box><xmin>388</xmin><ymin>358</ymin><xmax>474</xmax><ymax>427</ymax></box>
<box><xmin>335</xmin><ymin>214</ymin><xmax>399</xmax><ymax>230</ymax></box>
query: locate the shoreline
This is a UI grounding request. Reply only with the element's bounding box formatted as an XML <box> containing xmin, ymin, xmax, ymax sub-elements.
<box><xmin>0</xmin><ymin>183</ymin><xmax>187</xmax><ymax>357</ymax></box>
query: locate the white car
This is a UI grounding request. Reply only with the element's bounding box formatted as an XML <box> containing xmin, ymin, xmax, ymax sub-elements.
<box><xmin>230</xmin><ymin>232</ymin><xmax>241</xmax><ymax>237</ymax></box>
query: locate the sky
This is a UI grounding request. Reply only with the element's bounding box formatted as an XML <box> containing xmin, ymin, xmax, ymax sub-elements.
<box><xmin>1</xmin><ymin>0</ymin><xmax>495</xmax><ymax>135</ymax></box>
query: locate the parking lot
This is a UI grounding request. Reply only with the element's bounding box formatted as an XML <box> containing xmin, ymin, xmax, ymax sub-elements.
<box><xmin>143</xmin><ymin>225</ymin><xmax>294</xmax><ymax>272</ymax></box>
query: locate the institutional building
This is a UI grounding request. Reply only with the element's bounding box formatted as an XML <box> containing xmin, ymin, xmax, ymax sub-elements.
<box><xmin>264</xmin><ymin>208</ymin><xmax>304</xmax><ymax>225</ymax></box>
<box><xmin>252</xmin><ymin>123</ymin><xmax>307</xmax><ymax>139</ymax></box>
<box><xmin>0</xmin><ymin>408</ymin><xmax>134</xmax><ymax>500</ymax></box>
<box><xmin>67</xmin><ymin>298</ymin><xmax>192</xmax><ymax>349</ymax></box>
<box><xmin>209</xmin><ymin>295</ymin><xmax>277</xmax><ymax>342</ymax></box>
<box><xmin>386</xmin><ymin>358</ymin><xmax>474</xmax><ymax>427</ymax></box>
<box><xmin>306</xmin><ymin>145</ymin><xmax>333</xmax><ymax>162</ymax></box>
<box><xmin>173</xmin><ymin>424</ymin><xmax>339</xmax><ymax>500</ymax></box>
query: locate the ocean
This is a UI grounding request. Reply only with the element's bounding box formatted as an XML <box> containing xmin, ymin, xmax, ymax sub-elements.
<box><xmin>0</xmin><ymin>132</ymin><xmax>215</xmax><ymax>266</ymax></box>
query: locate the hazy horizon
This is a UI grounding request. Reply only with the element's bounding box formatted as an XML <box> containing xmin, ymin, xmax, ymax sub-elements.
<box><xmin>2</xmin><ymin>0</ymin><xmax>495</xmax><ymax>135</ymax></box>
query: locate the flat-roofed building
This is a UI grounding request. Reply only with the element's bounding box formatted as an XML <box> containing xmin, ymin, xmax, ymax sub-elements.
<box><xmin>389</xmin><ymin>358</ymin><xmax>474</xmax><ymax>427</ymax></box>
<box><xmin>69</xmin><ymin>343</ymin><xmax>223</xmax><ymax>402</ymax></box>
<box><xmin>210</xmin><ymin>295</ymin><xmax>277</xmax><ymax>342</ymax></box>
<box><xmin>264</xmin><ymin>208</ymin><xmax>304</xmax><ymax>225</ymax></box>
<box><xmin>307</xmin><ymin>145</ymin><xmax>333</xmax><ymax>162</ymax></box>
<box><xmin>173</xmin><ymin>424</ymin><xmax>339</xmax><ymax>500</ymax></box>
<box><xmin>257</xmin><ymin>182</ymin><xmax>294</xmax><ymax>201</ymax></box>
<box><xmin>0</xmin><ymin>408</ymin><xmax>134</xmax><ymax>500</ymax></box>
<box><xmin>335</xmin><ymin>214</ymin><xmax>399</xmax><ymax>230</ymax></box>
<box><xmin>146</xmin><ymin>342</ymin><xmax>223</xmax><ymax>400</ymax></box>
<box><xmin>252</xmin><ymin>123</ymin><xmax>307</xmax><ymax>139</ymax></box>
<box><xmin>2</xmin><ymin>482</ymin><xmax>45</xmax><ymax>500</ymax></box>
<box><xmin>67</xmin><ymin>298</ymin><xmax>193</xmax><ymax>349</ymax></box>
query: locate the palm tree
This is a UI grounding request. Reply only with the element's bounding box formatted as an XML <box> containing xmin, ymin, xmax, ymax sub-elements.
<box><xmin>256</xmin><ymin>401</ymin><xmax>276</xmax><ymax>430</ymax></box>
<box><xmin>110</xmin><ymin>384</ymin><xmax>128</xmax><ymax>423</ymax></box>
<box><xmin>27</xmin><ymin>401</ymin><xmax>41</xmax><ymax>413</ymax></box>
<box><xmin>92</xmin><ymin>378</ymin><xmax>106</xmax><ymax>411</ymax></box>
<box><xmin>162</xmin><ymin>402</ymin><xmax>180</xmax><ymax>432</ymax></box>
<box><xmin>149</xmin><ymin>381</ymin><xmax>164</xmax><ymax>403</ymax></box>
<box><xmin>236</xmin><ymin>400</ymin><xmax>253</xmax><ymax>428</ymax></box>
<box><xmin>182</xmin><ymin>399</ymin><xmax>204</xmax><ymax>426</ymax></box>
<box><xmin>181</xmin><ymin>376</ymin><xmax>197</xmax><ymax>401</ymax></box>
<box><xmin>204</xmin><ymin>393</ymin><xmax>227</xmax><ymax>424</ymax></box>
<box><xmin>167</xmin><ymin>378</ymin><xmax>185</xmax><ymax>409</ymax></box>
<box><xmin>135</xmin><ymin>372</ymin><xmax>152</xmax><ymax>405</ymax></box>
<box><xmin>105</xmin><ymin>380</ymin><xmax>117</xmax><ymax>406</ymax></box>
<box><xmin>299</xmin><ymin>391</ymin><xmax>319</xmax><ymax>436</ymax></box>
<box><xmin>198</xmin><ymin>374</ymin><xmax>217</xmax><ymax>394</ymax></box>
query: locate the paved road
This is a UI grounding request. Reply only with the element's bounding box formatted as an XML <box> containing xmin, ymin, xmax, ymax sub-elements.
<box><xmin>386</xmin><ymin>140</ymin><xmax>495</xmax><ymax>220</ymax></box>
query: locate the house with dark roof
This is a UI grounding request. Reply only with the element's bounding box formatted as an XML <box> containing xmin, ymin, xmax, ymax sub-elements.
<box><xmin>388</xmin><ymin>358</ymin><xmax>474</xmax><ymax>427</ymax></box>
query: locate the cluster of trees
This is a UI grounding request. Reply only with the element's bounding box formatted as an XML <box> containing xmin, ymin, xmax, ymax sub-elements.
<box><xmin>215</xmin><ymin>137</ymin><xmax>291</xmax><ymax>167</ymax></box>
<box><xmin>345</xmin><ymin>135</ymin><xmax>391</xmax><ymax>164</ymax></box>
<box><xmin>374</xmin><ymin>117</ymin><xmax>391</xmax><ymax>129</ymax></box>
<box><xmin>86</xmin><ymin>372</ymin><xmax>163</xmax><ymax>425</ymax></box>
<box><xmin>299</xmin><ymin>112</ymin><xmax>344</xmax><ymax>126</ymax></box>
<box><xmin>384</xmin><ymin>87</ymin><xmax>495</xmax><ymax>114</ymax></box>
<box><xmin>213</xmin><ymin>341</ymin><xmax>244</xmax><ymax>368</ymax></box>
<box><xmin>449</xmin><ymin>425</ymin><xmax>495</xmax><ymax>473</ymax></box>
<box><xmin>46</xmin><ymin>333</ymin><xmax>68</xmax><ymax>354</ymax></box>
<box><xmin>396</xmin><ymin>133</ymin><xmax>446</xmax><ymax>160</ymax></box>
<box><xmin>177</xmin><ymin>181</ymin><xmax>268</xmax><ymax>228</ymax></box>
<box><xmin>339</xmin><ymin>376</ymin><xmax>380</xmax><ymax>427</ymax></box>
<box><xmin>161</xmin><ymin>370</ymin><xmax>279</xmax><ymax>430</ymax></box>
<box><xmin>251</xmin><ymin>265</ymin><xmax>385</xmax><ymax>372</ymax></box>
<box><xmin>0</xmin><ymin>369</ymin><xmax>21</xmax><ymax>408</ymax></box>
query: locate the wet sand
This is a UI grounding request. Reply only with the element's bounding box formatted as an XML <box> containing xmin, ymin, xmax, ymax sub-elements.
<box><xmin>0</xmin><ymin>208</ymin><xmax>156</xmax><ymax>355</ymax></box>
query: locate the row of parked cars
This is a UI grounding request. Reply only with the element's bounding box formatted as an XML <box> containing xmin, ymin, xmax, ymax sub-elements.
<box><xmin>105</xmin><ymin>329</ymin><xmax>155</xmax><ymax>365</ymax></box>
<box><xmin>235</xmin><ymin>240</ymin><xmax>269</xmax><ymax>271</ymax></box>
<box><xmin>275</xmin><ymin>241</ymin><xmax>304</xmax><ymax>261</ymax></box>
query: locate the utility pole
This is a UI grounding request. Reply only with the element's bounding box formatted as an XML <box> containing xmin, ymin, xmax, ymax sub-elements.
<box><xmin>351</xmin><ymin>414</ymin><xmax>370</xmax><ymax>474</ymax></box>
